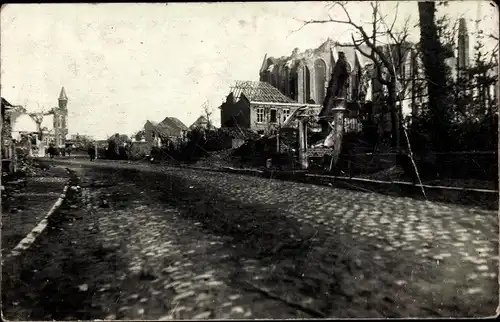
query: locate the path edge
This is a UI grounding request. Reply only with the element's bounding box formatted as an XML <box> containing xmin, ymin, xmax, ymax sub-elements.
<box><xmin>3</xmin><ymin>168</ymin><xmax>72</xmax><ymax>262</ymax></box>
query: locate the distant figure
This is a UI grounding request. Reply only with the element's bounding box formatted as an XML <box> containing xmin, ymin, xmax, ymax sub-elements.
<box><xmin>48</xmin><ymin>145</ymin><xmax>56</xmax><ymax>159</ymax></box>
<box><xmin>88</xmin><ymin>144</ymin><xmax>96</xmax><ymax>161</ymax></box>
<box><xmin>66</xmin><ymin>145</ymin><xmax>72</xmax><ymax>157</ymax></box>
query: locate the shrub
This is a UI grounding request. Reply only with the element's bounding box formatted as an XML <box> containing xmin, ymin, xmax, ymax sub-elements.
<box><xmin>128</xmin><ymin>143</ymin><xmax>149</xmax><ymax>161</ymax></box>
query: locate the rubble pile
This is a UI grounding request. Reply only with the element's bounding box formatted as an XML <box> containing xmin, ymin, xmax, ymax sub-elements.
<box><xmin>18</xmin><ymin>159</ymin><xmax>44</xmax><ymax>177</ymax></box>
<box><xmin>198</xmin><ymin>149</ymin><xmax>237</xmax><ymax>168</ymax></box>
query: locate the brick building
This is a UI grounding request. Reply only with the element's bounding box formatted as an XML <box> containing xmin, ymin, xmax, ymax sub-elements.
<box><xmin>143</xmin><ymin>116</ymin><xmax>189</xmax><ymax>148</ymax></box>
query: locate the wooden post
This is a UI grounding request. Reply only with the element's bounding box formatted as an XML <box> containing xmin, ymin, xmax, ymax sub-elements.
<box><xmin>330</xmin><ymin>101</ymin><xmax>346</xmax><ymax>168</ymax></box>
<box><xmin>298</xmin><ymin>118</ymin><xmax>308</xmax><ymax>169</ymax></box>
<box><xmin>12</xmin><ymin>144</ymin><xmax>17</xmax><ymax>172</ymax></box>
<box><xmin>303</xmin><ymin>121</ymin><xmax>308</xmax><ymax>153</ymax></box>
<box><xmin>276</xmin><ymin>128</ymin><xmax>280</xmax><ymax>153</ymax></box>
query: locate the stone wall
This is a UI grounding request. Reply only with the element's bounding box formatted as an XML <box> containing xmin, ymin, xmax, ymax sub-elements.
<box><xmin>260</xmin><ymin>43</ymin><xmax>334</xmax><ymax>105</ymax></box>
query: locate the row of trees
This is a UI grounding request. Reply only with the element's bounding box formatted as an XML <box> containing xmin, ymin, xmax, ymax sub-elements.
<box><xmin>104</xmin><ymin>133</ymin><xmax>131</xmax><ymax>160</ymax></box>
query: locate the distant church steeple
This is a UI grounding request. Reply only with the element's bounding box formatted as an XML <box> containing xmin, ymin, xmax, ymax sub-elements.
<box><xmin>54</xmin><ymin>86</ymin><xmax>68</xmax><ymax>147</ymax></box>
<box><xmin>58</xmin><ymin>86</ymin><xmax>68</xmax><ymax>109</ymax></box>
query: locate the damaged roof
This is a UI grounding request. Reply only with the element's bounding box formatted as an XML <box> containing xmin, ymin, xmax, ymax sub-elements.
<box><xmin>144</xmin><ymin>120</ymin><xmax>159</xmax><ymax>127</ymax></box>
<box><xmin>160</xmin><ymin>117</ymin><xmax>189</xmax><ymax>132</ymax></box>
<box><xmin>145</xmin><ymin>116</ymin><xmax>189</xmax><ymax>138</ymax></box>
<box><xmin>231</xmin><ymin>81</ymin><xmax>295</xmax><ymax>104</ymax></box>
<box><xmin>218</xmin><ymin>127</ymin><xmax>260</xmax><ymax>140</ymax></box>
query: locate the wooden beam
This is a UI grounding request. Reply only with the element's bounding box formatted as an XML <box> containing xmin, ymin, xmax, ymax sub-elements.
<box><xmin>298</xmin><ymin>119</ymin><xmax>308</xmax><ymax>169</ymax></box>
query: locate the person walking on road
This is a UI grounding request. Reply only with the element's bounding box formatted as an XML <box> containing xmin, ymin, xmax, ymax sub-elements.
<box><xmin>88</xmin><ymin>144</ymin><xmax>96</xmax><ymax>161</ymax></box>
<box><xmin>48</xmin><ymin>144</ymin><xmax>56</xmax><ymax>159</ymax></box>
<box><xmin>66</xmin><ymin>145</ymin><xmax>72</xmax><ymax>157</ymax></box>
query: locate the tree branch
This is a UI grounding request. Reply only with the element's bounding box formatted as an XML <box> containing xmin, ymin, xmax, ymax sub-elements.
<box><xmin>296</xmin><ymin>2</ymin><xmax>394</xmax><ymax>77</ymax></box>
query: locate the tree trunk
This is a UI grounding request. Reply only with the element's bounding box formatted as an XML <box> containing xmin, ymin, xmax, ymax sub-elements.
<box><xmin>387</xmin><ymin>80</ymin><xmax>400</xmax><ymax>150</ymax></box>
<box><xmin>418</xmin><ymin>1</ymin><xmax>451</xmax><ymax>152</ymax></box>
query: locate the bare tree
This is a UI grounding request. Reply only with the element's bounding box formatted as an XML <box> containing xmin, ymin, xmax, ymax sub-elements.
<box><xmin>27</xmin><ymin>103</ymin><xmax>55</xmax><ymax>141</ymax></box>
<box><xmin>297</xmin><ymin>1</ymin><xmax>415</xmax><ymax>151</ymax></box>
<box><xmin>202</xmin><ymin>100</ymin><xmax>213</xmax><ymax>130</ymax></box>
<box><xmin>487</xmin><ymin>33</ymin><xmax>499</xmax><ymax>65</ymax></box>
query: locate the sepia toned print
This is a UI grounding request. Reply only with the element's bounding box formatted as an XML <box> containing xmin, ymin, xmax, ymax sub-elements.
<box><xmin>1</xmin><ymin>1</ymin><xmax>498</xmax><ymax>319</ymax></box>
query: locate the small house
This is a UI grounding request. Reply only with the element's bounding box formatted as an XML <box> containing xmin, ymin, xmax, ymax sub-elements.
<box><xmin>219</xmin><ymin>81</ymin><xmax>321</xmax><ymax>136</ymax></box>
<box><xmin>143</xmin><ymin>116</ymin><xmax>189</xmax><ymax>149</ymax></box>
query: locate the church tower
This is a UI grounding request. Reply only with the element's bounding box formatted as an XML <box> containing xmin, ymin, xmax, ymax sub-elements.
<box><xmin>53</xmin><ymin>87</ymin><xmax>68</xmax><ymax>146</ymax></box>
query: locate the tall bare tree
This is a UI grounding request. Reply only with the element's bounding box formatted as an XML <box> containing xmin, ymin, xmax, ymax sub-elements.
<box><xmin>28</xmin><ymin>103</ymin><xmax>54</xmax><ymax>141</ymax></box>
<box><xmin>297</xmin><ymin>1</ymin><xmax>414</xmax><ymax>151</ymax></box>
<box><xmin>417</xmin><ymin>1</ymin><xmax>453</xmax><ymax>151</ymax></box>
<box><xmin>202</xmin><ymin>101</ymin><xmax>213</xmax><ymax>130</ymax></box>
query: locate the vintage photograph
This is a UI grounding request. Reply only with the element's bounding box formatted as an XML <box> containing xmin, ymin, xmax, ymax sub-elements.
<box><xmin>1</xmin><ymin>1</ymin><xmax>498</xmax><ymax>319</ymax></box>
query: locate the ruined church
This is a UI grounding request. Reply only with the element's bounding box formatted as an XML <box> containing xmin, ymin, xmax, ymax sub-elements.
<box><xmin>258</xmin><ymin>17</ymin><xmax>479</xmax><ymax>120</ymax></box>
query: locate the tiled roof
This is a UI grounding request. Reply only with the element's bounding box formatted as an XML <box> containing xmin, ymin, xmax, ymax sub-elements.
<box><xmin>145</xmin><ymin>117</ymin><xmax>188</xmax><ymax>138</ymax></box>
<box><xmin>147</xmin><ymin>117</ymin><xmax>188</xmax><ymax>138</ymax></box>
<box><xmin>231</xmin><ymin>81</ymin><xmax>295</xmax><ymax>104</ymax></box>
<box><xmin>189</xmin><ymin>115</ymin><xmax>209</xmax><ymax>129</ymax></box>
<box><xmin>155</xmin><ymin>125</ymin><xmax>177</xmax><ymax>138</ymax></box>
<box><xmin>159</xmin><ymin>117</ymin><xmax>188</xmax><ymax>132</ymax></box>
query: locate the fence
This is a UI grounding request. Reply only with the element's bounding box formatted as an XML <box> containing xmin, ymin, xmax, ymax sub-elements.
<box><xmin>335</xmin><ymin>150</ymin><xmax>498</xmax><ymax>189</ymax></box>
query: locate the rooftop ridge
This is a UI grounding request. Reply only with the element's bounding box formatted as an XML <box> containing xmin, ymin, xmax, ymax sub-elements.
<box><xmin>230</xmin><ymin>80</ymin><xmax>295</xmax><ymax>104</ymax></box>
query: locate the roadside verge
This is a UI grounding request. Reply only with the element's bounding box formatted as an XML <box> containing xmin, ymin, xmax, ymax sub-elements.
<box><xmin>2</xmin><ymin>167</ymin><xmax>72</xmax><ymax>263</ymax></box>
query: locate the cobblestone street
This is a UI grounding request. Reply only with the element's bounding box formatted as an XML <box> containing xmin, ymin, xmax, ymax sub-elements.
<box><xmin>2</xmin><ymin>159</ymin><xmax>498</xmax><ymax>319</ymax></box>
<box><xmin>3</xmin><ymin>2</ymin><xmax>499</xmax><ymax>320</ymax></box>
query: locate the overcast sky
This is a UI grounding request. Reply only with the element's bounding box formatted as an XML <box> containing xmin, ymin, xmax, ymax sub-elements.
<box><xmin>1</xmin><ymin>1</ymin><xmax>497</xmax><ymax>139</ymax></box>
